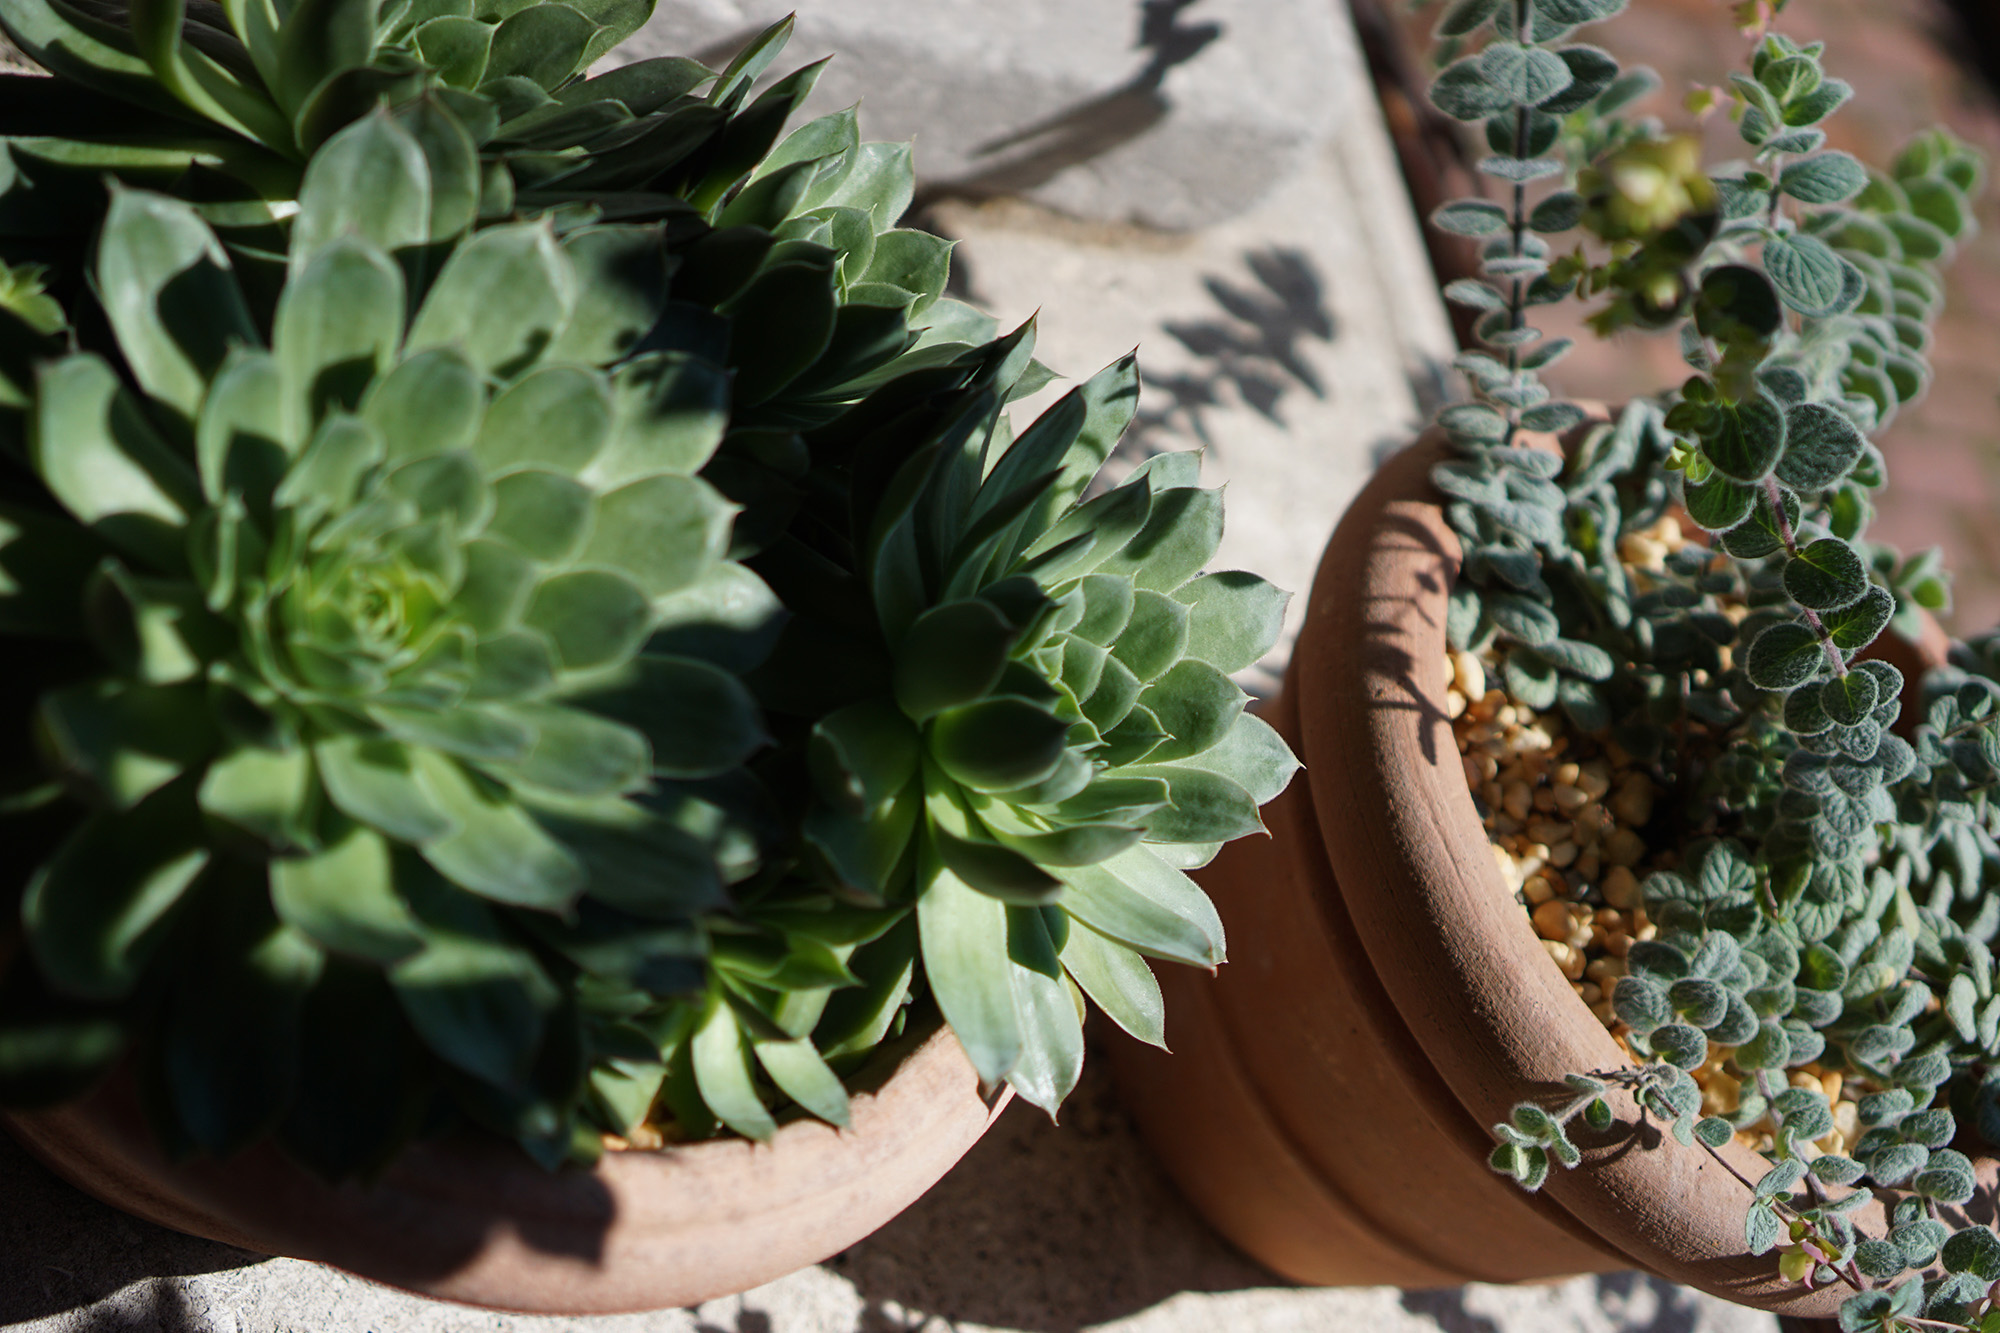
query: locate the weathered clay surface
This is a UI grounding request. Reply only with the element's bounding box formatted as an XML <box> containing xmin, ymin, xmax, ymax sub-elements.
<box><xmin>3</xmin><ymin>1023</ymin><xmax>1005</xmax><ymax>1315</ymax></box>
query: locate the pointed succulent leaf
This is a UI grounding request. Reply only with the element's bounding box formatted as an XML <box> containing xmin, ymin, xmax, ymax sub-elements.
<box><xmin>919</xmin><ymin>850</ymin><xmax>1023</xmax><ymax>1085</ymax></box>
<box><xmin>96</xmin><ymin>187</ymin><xmax>259</xmax><ymax>420</ymax></box>
<box><xmin>292</xmin><ymin>110</ymin><xmax>433</xmax><ymax>268</ymax></box>
<box><xmin>23</xmin><ymin>783</ymin><xmax>210</xmax><ymax>1000</ymax></box>
<box><xmin>406</xmin><ymin>221</ymin><xmax>576</xmax><ymax>377</ymax></box>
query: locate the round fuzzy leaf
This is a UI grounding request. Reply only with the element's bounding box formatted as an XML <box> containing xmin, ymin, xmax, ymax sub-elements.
<box><xmin>1783</xmin><ymin>537</ymin><xmax>1869</xmax><ymax>612</ymax></box>
<box><xmin>1697</xmin><ymin>264</ymin><xmax>1782</xmax><ymax>339</ymax></box>
<box><xmin>1818</xmin><ymin>671</ymin><xmax>1880</xmax><ymax>727</ymax></box>
<box><xmin>1745</xmin><ymin>621</ymin><xmax>1827</xmax><ymax>691</ymax></box>
<box><xmin>1773</xmin><ymin>401</ymin><xmax>1865</xmax><ymax>491</ymax></box>
<box><xmin>930</xmin><ymin>698</ymin><xmax>1070</xmax><ymax>793</ymax></box>
<box><xmin>1432</xmin><ymin>198</ymin><xmax>1510</xmax><ymax>236</ymax></box>
<box><xmin>1481</xmin><ymin>42</ymin><xmax>1573</xmax><ymax>107</ymax></box>
<box><xmin>1779</xmin><ymin>152</ymin><xmax>1867</xmax><ymax>204</ymax></box>
<box><xmin>1650</xmin><ymin>1023</ymin><xmax>1708</xmax><ymax>1069</ymax></box>
<box><xmin>1821</xmin><ymin>584</ymin><xmax>1893</xmax><ymax>651</ymax></box>
<box><xmin>1764</xmin><ymin>234</ymin><xmax>1854</xmax><ymax>317</ymax></box>
<box><xmin>1683</xmin><ymin>474</ymin><xmax>1755</xmax><ymax>531</ymax></box>
<box><xmin>1704</xmin><ymin>394</ymin><xmax>1787</xmax><ymax>484</ymax></box>
<box><xmin>1430</xmin><ymin>57</ymin><xmax>1511</xmax><ymax>122</ymax></box>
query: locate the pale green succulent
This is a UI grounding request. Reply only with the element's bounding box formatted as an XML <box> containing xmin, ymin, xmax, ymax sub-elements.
<box><xmin>0</xmin><ymin>110</ymin><xmax>771</xmax><ymax>1173</ymax></box>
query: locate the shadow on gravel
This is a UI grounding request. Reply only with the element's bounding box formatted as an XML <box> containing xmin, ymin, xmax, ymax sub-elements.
<box><xmin>0</xmin><ymin>1131</ymin><xmax>261</xmax><ymax>1327</ymax></box>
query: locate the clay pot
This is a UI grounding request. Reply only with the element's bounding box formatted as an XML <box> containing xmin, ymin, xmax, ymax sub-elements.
<box><xmin>4</xmin><ymin>1020</ymin><xmax>1006</xmax><ymax>1314</ymax></box>
<box><xmin>1110</xmin><ymin>433</ymin><xmax>1987</xmax><ymax>1314</ymax></box>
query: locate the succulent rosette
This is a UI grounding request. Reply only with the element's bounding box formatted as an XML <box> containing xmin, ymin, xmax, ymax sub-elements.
<box><xmin>0</xmin><ymin>112</ymin><xmax>774</xmax><ymax>1173</ymax></box>
<box><xmin>671</xmin><ymin>325</ymin><xmax>1302</xmax><ymax>1125</ymax></box>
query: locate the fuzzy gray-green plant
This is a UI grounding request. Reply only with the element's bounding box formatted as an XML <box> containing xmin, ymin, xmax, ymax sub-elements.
<box><xmin>1423</xmin><ymin>1</ymin><xmax>2000</xmax><ymax>1326</ymax></box>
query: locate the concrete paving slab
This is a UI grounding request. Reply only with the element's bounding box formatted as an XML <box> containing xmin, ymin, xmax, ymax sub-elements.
<box><xmin>613</xmin><ymin>0</ymin><xmax>1347</xmax><ymax>230</ymax></box>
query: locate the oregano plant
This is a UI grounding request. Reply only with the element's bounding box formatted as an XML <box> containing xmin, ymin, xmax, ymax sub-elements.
<box><xmin>1421</xmin><ymin>0</ymin><xmax>2000</xmax><ymax>1326</ymax></box>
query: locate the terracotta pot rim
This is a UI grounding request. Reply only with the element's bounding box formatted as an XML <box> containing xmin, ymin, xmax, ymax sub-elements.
<box><xmin>4</xmin><ymin>1015</ymin><xmax>1008</xmax><ymax>1315</ymax></box>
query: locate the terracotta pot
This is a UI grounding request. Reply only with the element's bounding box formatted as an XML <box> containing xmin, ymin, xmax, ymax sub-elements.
<box><xmin>1110</xmin><ymin>433</ymin><xmax>1989</xmax><ymax>1314</ymax></box>
<box><xmin>4</xmin><ymin>1019</ymin><xmax>1007</xmax><ymax>1314</ymax></box>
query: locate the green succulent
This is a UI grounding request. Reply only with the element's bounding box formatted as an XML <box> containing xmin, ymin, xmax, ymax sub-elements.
<box><xmin>0</xmin><ymin>111</ymin><xmax>774</xmax><ymax>1174</ymax></box>
<box><xmin>0</xmin><ymin>1</ymin><xmax>996</xmax><ymax>551</ymax></box>
<box><xmin>669</xmin><ymin>324</ymin><xmax>1300</xmax><ymax>1126</ymax></box>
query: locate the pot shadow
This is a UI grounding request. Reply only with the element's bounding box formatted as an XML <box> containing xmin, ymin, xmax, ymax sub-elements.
<box><xmin>0</xmin><ymin>1130</ymin><xmax>261</xmax><ymax>1326</ymax></box>
<box><xmin>821</xmin><ymin>1030</ymin><xmax>1277</xmax><ymax>1333</ymax></box>
<box><xmin>1401</xmin><ymin>1271</ymin><xmax>1712</xmax><ymax>1333</ymax></box>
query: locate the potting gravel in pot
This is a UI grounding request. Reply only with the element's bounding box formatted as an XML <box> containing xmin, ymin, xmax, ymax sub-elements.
<box><xmin>0</xmin><ymin>0</ymin><xmax>1297</xmax><ymax>1312</ymax></box>
<box><xmin>1111</xmin><ymin>2</ymin><xmax>2000</xmax><ymax>1327</ymax></box>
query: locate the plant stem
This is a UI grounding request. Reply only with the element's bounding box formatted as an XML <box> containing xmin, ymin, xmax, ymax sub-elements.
<box><xmin>1762</xmin><ymin>475</ymin><xmax>1849</xmax><ymax>677</ymax></box>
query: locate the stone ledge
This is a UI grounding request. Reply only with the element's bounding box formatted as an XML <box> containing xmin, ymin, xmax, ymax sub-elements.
<box><xmin>610</xmin><ymin>0</ymin><xmax>1350</xmax><ymax>230</ymax></box>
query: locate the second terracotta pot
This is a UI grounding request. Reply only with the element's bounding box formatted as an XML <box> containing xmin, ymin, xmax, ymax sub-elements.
<box><xmin>1110</xmin><ymin>435</ymin><xmax>1985</xmax><ymax>1316</ymax></box>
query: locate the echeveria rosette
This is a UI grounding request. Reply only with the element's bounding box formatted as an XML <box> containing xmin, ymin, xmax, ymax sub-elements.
<box><xmin>788</xmin><ymin>334</ymin><xmax>1299</xmax><ymax>1116</ymax></box>
<box><xmin>0</xmin><ymin>113</ymin><xmax>776</xmax><ymax>1173</ymax></box>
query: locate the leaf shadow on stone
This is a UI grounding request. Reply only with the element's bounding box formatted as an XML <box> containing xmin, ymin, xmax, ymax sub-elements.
<box><xmin>916</xmin><ymin>0</ymin><xmax>1223</xmax><ymax>206</ymax></box>
<box><xmin>1126</xmin><ymin>246</ymin><xmax>1339</xmax><ymax>459</ymax></box>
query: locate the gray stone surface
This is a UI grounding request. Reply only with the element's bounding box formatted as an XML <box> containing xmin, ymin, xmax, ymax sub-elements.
<box><xmin>611</xmin><ymin>0</ymin><xmax>1348</xmax><ymax>230</ymax></box>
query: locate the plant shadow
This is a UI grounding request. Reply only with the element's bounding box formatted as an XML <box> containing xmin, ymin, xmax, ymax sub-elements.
<box><xmin>1129</xmin><ymin>246</ymin><xmax>1339</xmax><ymax>457</ymax></box>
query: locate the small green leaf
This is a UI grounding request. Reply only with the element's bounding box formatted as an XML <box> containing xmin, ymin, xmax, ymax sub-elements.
<box><xmin>1704</xmin><ymin>394</ymin><xmax>1787</xmax><ymax>484</ymax></box>
<box><xmin>1779</xmin><ymin>152</ymin><xmax>1867</xmax><ymax>204</ymax></box>
<box><xmin>1056</xmin><ymin>845</ymin><xmax>1223</xmax><ymax>968</ymax></box>
<box><xmin>1784</xmin><ymin>537</ymin><xmax>1869</xmax><ymax>612</ymax></box>
<box><xmin>1773</xmin><ymin>401</ymin><xmax>1865</xmax><ymax>491</ymax></box>
<box><xmin>1764</xmin><ymin>233</ymin><xmax>1854</xmax><ymax>317</ymax></box>
<box><xmin>1821</xmin><ymin>585</ymin><xmax>1893</xmax><ymax>651</ymax></box>
<box><xmin>1059</xmin><ymin>921</ymin><xmax>1164</xmax><ymax>1048</ymax></box>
